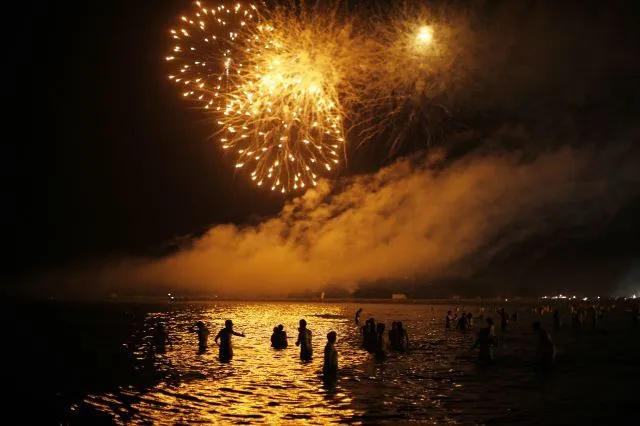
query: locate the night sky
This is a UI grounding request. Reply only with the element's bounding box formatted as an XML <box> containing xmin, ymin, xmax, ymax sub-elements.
<box><xmin>5</xmin><ymin>0</ymin><xmax>640</xmax><ymax>297</ymax></box>
<box><xmin>7</xmin><ymin>1</ymin><xmax>288</xmax><ymax>277</ymax></box>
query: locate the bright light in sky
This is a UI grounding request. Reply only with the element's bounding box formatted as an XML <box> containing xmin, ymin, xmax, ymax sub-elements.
<box><xmin>416</xmin><ymin>25</ymin><xmax>433</xmax><ymax>45</ymax></box>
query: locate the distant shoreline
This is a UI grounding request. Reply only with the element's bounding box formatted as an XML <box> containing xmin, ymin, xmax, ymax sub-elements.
<box><xmin>26</xmin><ymin>296</ymin><xmax>567</xmax><ymax>305</ymax></box>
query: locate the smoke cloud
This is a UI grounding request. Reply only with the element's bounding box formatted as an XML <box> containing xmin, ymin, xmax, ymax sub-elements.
<box><xmin>39</xmin><ymin>136</ymin><xmax>639</xmax><ymax>298</ymax></box>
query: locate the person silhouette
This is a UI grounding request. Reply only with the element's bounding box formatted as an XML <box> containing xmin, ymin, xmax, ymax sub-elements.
<box><xmin>471</xmin><ymin>319</ymin><xmax>496</xmax><ymax>364</ymax></box>
<box><xmin>271</xmin><ymin>324</ymin><xmax>288</xmax><ymax>349</ymax></box>
<box><xmin>456</xmin><ymin>313</ymin><xmax>469</xmax><ymax>333</ymax></box>
<box><xmin>532</xmin><ymin>321</ymin><xmax>556</xmax><ymax>370</ymax></box>
<box><xmin>296</xmin><ymin>319</ymin><xmax>313</xmax><ymax>361</ymax></box>
<box><xmin>362</xmin><ymin>318</ymin><xmax>377</xmax><ymax>353</ymax></box>
<box><xmin>152</xmin><ymin>322</ymin><xmax>171</xmax><ymax>353</ymax></box>
<box><xmin>192</xmin><ymin>320</ymin><xmax>210</xmax><ymax>352</ymax></box>
<box><xmin>375</xmin><ymin>323</ymin><xmax>387</xmax><ymax>361</ymax></box>
<box><xmin>214</xmin><ymin>320</ymin><xmax>245</xmax><ymax>362</ymax></box>
<box><xmin>323</xmin><ymin>331</ymin><xmax>338</xmax><ymax>385</ymax></box>
<box><xmin>389</xmin><ymin>322</ymin><xmax>399</xmax><ymax>350</ymax></box>
<box><xmin>355</xmin><ymin>308</ymin><xmax>363</xmax><ymax>325</ymax></box>
<box><xmin>396</xmin><ymin>321</ymin><xmax>409</xmax><ymax>353</ymax></box>
<box><xmin>277</xmin><ymin>324</ymin><xmax>288</xmax><ymax>348</ymax></box>
<box><xmin>390</xmin><ymin>321</ymin><xmax>409</xmax><ymax>353</ymax></box>
<box><xmin>466</xmin><ymin>312</ymin><xmax>474</xmax><ymax>329</ymax></box>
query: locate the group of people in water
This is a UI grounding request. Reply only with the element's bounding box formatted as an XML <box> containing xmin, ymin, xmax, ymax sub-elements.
<box><xmin>358</xmin><ymin>318</ymin><xmax>410</xmax><ymax>360</ymax></box>
<box><xmin>153</xmin><ymin>317</ymin><xmax>338</xmax><ymax>381</ymax></box>
<box><xmin>446</xmin><ymin>308</ymin><xmax>513</xmax><ymax>334</ymax></box>
<box><xmin>453</xmin><ymin>301</ymin><xmax>640</xmax><ymax>369</ymax></box>
<box><xmin>568</xmin><ymin>304</ymin><xmax>604</xmax><ymax>331</ymax></box>
<box><xmin>269</xmin><ymin>319</ymin><xmax>315</xmax><ymax>362</ymax></box>
<box><xmin>151</xmin><ymin>308</ymin><xmax>553</xmax><ymax>370</ymax></box>
<box><xmin>443</xmin><ymin>306</ymin><xmax>556</xmax><ymax>367</ymax></box>
<box><xmin>149</xmin><ymin>301</ymin><xmax>640</xmax><ymax>383</ymax></box>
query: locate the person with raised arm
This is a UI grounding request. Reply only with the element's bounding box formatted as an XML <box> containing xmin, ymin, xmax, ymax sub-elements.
<box><xmin>214</xmin><ymin>319</ymin><xmax>245</xmax><ymax>362</ymax></box>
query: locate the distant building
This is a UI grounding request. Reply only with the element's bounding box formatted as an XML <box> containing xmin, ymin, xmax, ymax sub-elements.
<box><xmin>392</xmin><ymin>293</ymin><xmax>407</xmax><ymax>300</ymax></box>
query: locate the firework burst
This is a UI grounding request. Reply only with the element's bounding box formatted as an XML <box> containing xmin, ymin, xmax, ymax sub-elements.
<box><xmin>353</xmin><ymin>1</ymin><xmax>466</xmax><ymax>154</ymax></box>
<box><xmin>167</xmin><ymin>1</ymin><xmax>467</xmax><ymax>190</ymax></box>
<box><xmin>166</xmin><ymin>2</ymin><xmax>258</xmax><ymax>111</ymax></box>
<box><xmin>167</xmin><ymin>1</ymin><xmax>363</xmax><ymax>193</ymax></box>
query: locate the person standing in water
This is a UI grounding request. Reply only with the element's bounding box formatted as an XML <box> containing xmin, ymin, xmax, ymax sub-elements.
<box><xmin>456</xmin><ymin>313</ymin><xmax>469</xmax><ymax>333</ymax></box>
<box><xmin>471</xmin><ymin>318</ymin><xmax>496</xmax><ymax>364</ymax></box>
<box><xmin>214</xmin><ymin>320</ymin><xmax>245</xmax><ymax>362</ymax></box>
<box><xmin>152</xmin><ymin>322</ymin><xmax>171</xmax><ymax>353</ymax></box>
<box><xmin>532</xmin><ymin>321</ymin><xmax>556</xmax><ymax>370</ymax></box>
<box><xmin>355</xmin><ymin>308</ymin><xmax>363</xmax><ymax>325</ymax></box>
<box><xmin>389</xmin><ymin>322</ymin><xmax>399</xmax><ymax>350</ymax></box>
<box><xmin>446</xmin><ymin>311</ymin><xmax>453</xmax><ymax>329</ymax></box>
<box><xmin>375</xmin><ymin>323</ymin><xmax>388</xmax><ymax>360</ymax></box>
<box><xmin>362</xmin><ymin>318</ymin><xmax>377</xmax><ymax>353</ymax></box>
<box><xmin>323</xmin><ymin>331</ymin><xmax>338</xmax><ymax>385</ymax></box>
<box><xmin>276</xmin><ymin>324</ymin><xmax>288</xmax><ymax>348</ymax></box>
<box><xmin>296</xmin><ymin>319</ymin><xmax>313</xmax><ymax>361</ymax></box>
<box><xmin>192</xmin><ymin>321</ymin><xmax>210</xmax><ymax>352</ymax></box>
<box><xmin>271</xmin><ymin>324</ymin><xmax>288</xmax><ymax>349</ymax></box>
<box><xmin>390</xmin><ymin>321</ymin><xmax>409</xmax><ymax>353</ymax></box>
<box><xmin>397</xmin><ymin>322</ymin><xmax>409</xmax><ymax>352</ymax></box>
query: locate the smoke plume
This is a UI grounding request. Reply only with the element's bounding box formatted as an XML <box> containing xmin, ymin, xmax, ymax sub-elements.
<box><xmin>38</xmin><ymin>137</ymin><xmax>639</xmax><ymax>298</ymax></box>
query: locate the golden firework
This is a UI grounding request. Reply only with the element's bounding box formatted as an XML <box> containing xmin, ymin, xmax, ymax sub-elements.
<box><xmin>166</xmin><ymin>2</ymin><xmax>258</xmax><ymax>108</ymax></box>
<box><xmin>167</xmin><ymin>1</ymin><xmax>362</xmax><ymax>193</ymax></box>
<box><xmin>352</xmin><ymin>2</ymin><xmax>465</xmax><ymax>153</ymax></box>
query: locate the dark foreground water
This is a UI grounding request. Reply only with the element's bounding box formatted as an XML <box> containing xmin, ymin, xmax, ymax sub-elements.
<box><xmin>3</xmin><ymin>300</ymin><xmax>639</xmax><ymax>425</ymax></box>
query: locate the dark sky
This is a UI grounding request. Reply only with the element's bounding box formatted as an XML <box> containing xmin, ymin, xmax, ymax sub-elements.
<box><xmin>4</xmin><ymin>0</ymin><xmax>640</xmax><ymax>294</ymax></box>
<box><xmin>6</xmin><ymin>0</ymin><xmax>288</xmax><ymax>279</ymax></box>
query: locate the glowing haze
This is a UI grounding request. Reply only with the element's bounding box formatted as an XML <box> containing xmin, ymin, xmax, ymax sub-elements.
<box><xmin>44</xmin><ymin>140</ymin><xmax>639</xmax><ymax>298</ymax></box>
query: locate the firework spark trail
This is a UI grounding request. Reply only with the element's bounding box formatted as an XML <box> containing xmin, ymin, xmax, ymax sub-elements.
<box><xmin>166</xmin><ymin>2</ymin><xmax>258</xmax><ymax>112</ymax></box>
<box><xmin>167</xmin><ymin>1</ymin><xmax>368</xmax><ymax>193</ymax></box>
<box><xmin>221</xmin><ymin>4</ymin><xmax>348</xmax><ymax>193</ymax></box>
<box><xmin>167</xmin><ymin>1</ymin><xmax>472</xmax><ymax>191</ymax></box>
<box><xmin>353</xmin><ymin>2</ymin><xmax>471</xmax><ymax>153</ymax></box>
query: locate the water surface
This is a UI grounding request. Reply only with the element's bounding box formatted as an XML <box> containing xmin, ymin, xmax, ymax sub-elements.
<box><xmin>5</xmin><ymin>300</ymin><xmax>638</xmax><ymax>424</ymax></box>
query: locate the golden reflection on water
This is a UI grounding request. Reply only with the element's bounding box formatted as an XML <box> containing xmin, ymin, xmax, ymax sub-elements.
<box><xmin>83</xmin><ymin>302</ymin><xmax>466</xmax><ymax>424</ymax></box>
